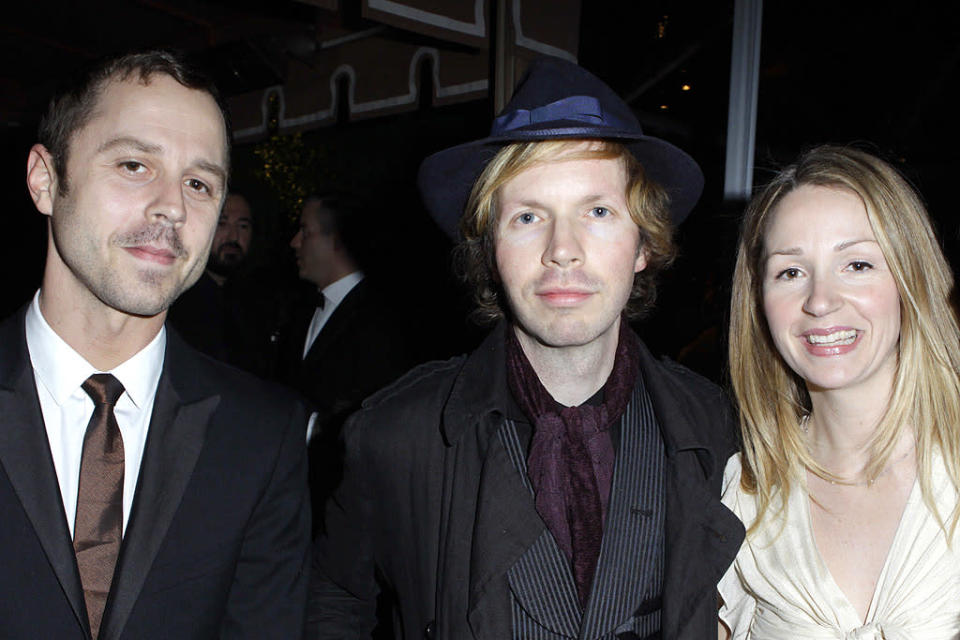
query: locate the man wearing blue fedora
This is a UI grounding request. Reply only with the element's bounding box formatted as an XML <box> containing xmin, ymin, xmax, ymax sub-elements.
<box><xmin>310</xmin><ymin>57</ymin><xmax>743</xmax><ymax>640</ymax></box>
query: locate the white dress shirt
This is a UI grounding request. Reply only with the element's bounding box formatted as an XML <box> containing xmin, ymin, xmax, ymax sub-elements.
<box><xmin>301</xmin><ymin>271</ymin><xmax>364</xmax><ymax>443</ymax></box>
<box><xmin>302</xmin><ymin>270</ymin><xmax>364</xmax><ymax>359</ymax></box>
<box><xmin>25</xmin><ymin>291</ymin><xmax>164</xmax><ymax>537</ymax></box>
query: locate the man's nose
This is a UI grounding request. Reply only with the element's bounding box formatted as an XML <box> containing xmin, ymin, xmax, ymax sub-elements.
<box><xmin>148</xmin><ymin>176</ymin><xmax>187</xmax><ymax>227</ymax></box>
<box><xmin>542</xmin><ymin>217</ymin><xmax>584</xmax><ymax>268</ymax></box>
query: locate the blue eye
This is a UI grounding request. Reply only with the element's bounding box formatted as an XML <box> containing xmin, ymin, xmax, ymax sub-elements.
<box><xmin>590</xmin><ymin>207</ymin><xmax>611</xmax><ymax>218</ymax></box>
<box><xmin>516</xmin><ymin>212</ymin><xmax>537</xmax><ymax>225</ymax></box>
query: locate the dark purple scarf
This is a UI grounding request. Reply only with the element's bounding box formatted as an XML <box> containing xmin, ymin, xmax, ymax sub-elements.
<box><xmin>505</xmin><ymin>320</ymin><xmax>640</xmax><ymax>607</ymax></box>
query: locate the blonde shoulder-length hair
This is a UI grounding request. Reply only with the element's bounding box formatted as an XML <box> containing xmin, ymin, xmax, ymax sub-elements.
<box><xmin>729</xmin><ymin>145</ymin><xmax>960</xmax><ymax>535</ymax></box>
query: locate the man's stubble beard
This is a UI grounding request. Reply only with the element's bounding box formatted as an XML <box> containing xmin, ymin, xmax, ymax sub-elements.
<box><xmin>50</xmin><ymin>196</ymin><xmax>203</xmax><ymax>318</ymax></box>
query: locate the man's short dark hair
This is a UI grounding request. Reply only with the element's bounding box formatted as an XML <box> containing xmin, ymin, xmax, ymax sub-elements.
<box><xmin>38</xmin><ymin>50</ymin><xmax>232</xmax><ymax>194</ymax></box>
<box><xmin>303</xmin><ymin>191</ymin><xmax>375</xmax><ymax>270</ymax></box>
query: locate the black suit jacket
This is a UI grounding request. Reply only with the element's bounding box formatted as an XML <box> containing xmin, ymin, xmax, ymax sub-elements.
<box><xmin>283</xmin><ymin>279</ymin><xmax>410</xmax><ymax>428</ymax></box>
<box><xmin>280</xmin><ymin>279</ymin><xmax>411</xmax><ymax>526</ymax></box>
<box><xmin>167</xmin><ymin>271</ymin><xmax>282</xmax><ymax>378</ymax></box>
<box><xmin>0</xmin><ymin>308</ymin><xmax>311</xmax><ymax>639</ymax></box>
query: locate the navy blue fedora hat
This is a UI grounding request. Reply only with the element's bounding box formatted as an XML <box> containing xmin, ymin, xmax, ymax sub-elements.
<box><xmin>418</xmin><ymin>56</ymin><xmax>705</xmax><ymax>240</ymax></box>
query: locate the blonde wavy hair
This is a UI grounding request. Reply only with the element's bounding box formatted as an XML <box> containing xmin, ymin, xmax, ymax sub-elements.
<box><xmin>729</xmin><ymin>145</ymin><xmax>960</xmax><ymax>535</ymax></box>
<box><xmin>455</xmin><ymin>139</ymin><xmax>675</xmax><ymax>324</ymax></box>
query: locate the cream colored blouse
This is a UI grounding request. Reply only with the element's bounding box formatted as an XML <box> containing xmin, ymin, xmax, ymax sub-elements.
<box><xmin>719</xmin><ymin>453</ymin><xmax>960</xmax><ymax>639</ymax></box>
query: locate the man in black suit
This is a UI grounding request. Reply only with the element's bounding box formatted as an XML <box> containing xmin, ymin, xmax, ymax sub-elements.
<box><xmin>310</xmin><ymin>58</ymin><xmax>744</xmax><ymax>639</ymax></box>
<box><xmin>168</xmin><ymin>192</ymin><xmax>279</xmax><ymax>376</ymax></box>
<box><xmin>285</xmin><ymin>193</ymin><xmax>409</xmax><ymax>528</ymax></box>
<box><xmin>0</xmin><ymin>51</ymin><xmax>310</xmax><ymax>639</ymax></box>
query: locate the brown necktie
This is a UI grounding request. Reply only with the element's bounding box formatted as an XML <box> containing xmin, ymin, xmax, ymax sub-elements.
<box><xmin>74</xmin><ymin>373</ymin><xmax>125</xmax><ymax>640</ymax></box>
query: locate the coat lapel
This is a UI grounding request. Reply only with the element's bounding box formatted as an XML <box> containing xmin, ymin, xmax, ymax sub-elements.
<box><xmin>660</xmin><ymin>455</ymin><xmax>741</xmax><ymax>636</ymax></box>
<box><xmin>0</xmin><ymin>322</ymin><xmax>89</xmax><ymax>636</ymax></box>
<box><xmin>435</xmin><ymin>323</ymin><xmax>546</xmax><ymax>639</ymax></box>
<box><xmin>464</xmin><ymin>418</ymin><xmax>545</xmax><ymax>639</ymax></box>
<box><xmin>636</xmin><ymin>344</ymin><xmax>743</xmax><ymax>638</ymax></box>
<box><xmin>99</xmin><ymin>332</ymin><xmax>219</xmax><ymax>640</ymax></box>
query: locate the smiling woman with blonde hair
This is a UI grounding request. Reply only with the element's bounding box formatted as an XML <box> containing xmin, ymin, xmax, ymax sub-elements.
<box><xmin>719</xmin><ymin>145</ymin><xmax>960</xmax><ymax>639</ymax></box>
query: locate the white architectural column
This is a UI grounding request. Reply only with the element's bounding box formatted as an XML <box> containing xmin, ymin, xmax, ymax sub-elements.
<box><xmin>724</xmin><ymin>0</ymin><xmax>763</xmax><ymax>201</ymax></box>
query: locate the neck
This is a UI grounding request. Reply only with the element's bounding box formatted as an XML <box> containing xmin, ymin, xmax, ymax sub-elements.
<box><xmin>806</xmin><ymin>378</ymin><xmax>901</xmax><ymax>474</ymax></box>
<box><xmin>39</xmin><ymin>270</ymin><xmax>165</xmax><ymax>372</ymax></box>
<box><xmin>513</xmin><ymin>319</ymin><xmax>621</xmax><ymax>406</ymax></box>
<box><xmin>315</xmin><ymin>265</ymin><xmax>360</xmax><ymax>292</ymax></box>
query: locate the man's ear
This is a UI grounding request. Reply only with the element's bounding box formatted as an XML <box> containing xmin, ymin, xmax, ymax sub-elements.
<box><xmin>634</xmin><ymin>245</ymin><xmax>649</xmax><ymax>274</ymax></box>
<box><xmin>26</xmin><ymin>144</ymin><xmax>58</xmax><ymax>216</ymax></box>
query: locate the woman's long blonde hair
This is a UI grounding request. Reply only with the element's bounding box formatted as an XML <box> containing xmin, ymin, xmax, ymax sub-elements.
<box><xmin>729</xmin><ymin>145</ymin><xmax>960</xmax><ymax>535</ymax></box>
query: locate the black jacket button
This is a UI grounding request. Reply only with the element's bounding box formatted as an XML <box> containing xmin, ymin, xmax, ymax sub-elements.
<box><xmin>424</xmin><ymin>620</ymin><xmax>435</xmax><ymax>639</ymax></box>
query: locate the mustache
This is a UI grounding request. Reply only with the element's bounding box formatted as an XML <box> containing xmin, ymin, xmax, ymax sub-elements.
<box><xmin>114</xmin><ymin>224</ymin><xmax>186</xmax><ymax>257</ymax></box>
<box><xmin>533</xmin><ymin>271</ymin><xmax>600</xmax><ymax>291</ymax></box>
<box><xmin>216</xmin><ymin>241</ymin><xmax>243</xmax><ymax>253</ymax></box>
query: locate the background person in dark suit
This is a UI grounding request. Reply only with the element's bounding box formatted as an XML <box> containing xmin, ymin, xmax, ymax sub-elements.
<box><xmin>0</xmin><ymin>51</ymin><xmax>310</xmax><ymax>639</ymax></box>
<box><xmin>168</xmin><ymin>192</ymin><xmax>280</xmax><ymax>377</ymax></box>
<box><xmin>283</xmin><ymin>192</ymin><xmax>411</xmax><ymax>531</ymax></box>
<box><xmin>309</xmin><ymin>57</ymin><xmax>744</xmax><ymax>640</ymax></box>
<box><xmin>207</xmin><ymin>192</ymin><xmax>255</xmax><ymax>283</ymax></box>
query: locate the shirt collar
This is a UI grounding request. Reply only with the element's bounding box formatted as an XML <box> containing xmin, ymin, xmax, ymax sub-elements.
<box><xmin>25</xmin><ymin>290</ymin><xmax>166</xmax><ymax>409</ymax></box>
<box><xmin>320</xmin><ymin>271</ymin><xmax>364</xmax><ymax>308</ymax></box>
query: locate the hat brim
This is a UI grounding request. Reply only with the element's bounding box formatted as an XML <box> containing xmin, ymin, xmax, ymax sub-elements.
<box><xmin>418</xmin><ymin>129</ymin><xmax>704</xmax><ymax>241</ymax></box>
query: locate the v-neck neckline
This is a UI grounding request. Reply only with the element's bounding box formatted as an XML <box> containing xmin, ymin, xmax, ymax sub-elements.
<box><xmin>799</xmin><ymin>470</ymin><xmax>920</xmax><ymax>627</ymax></box>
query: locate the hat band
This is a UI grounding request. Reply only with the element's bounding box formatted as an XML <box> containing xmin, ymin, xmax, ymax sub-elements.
<box><xmin>491</xmin><ymin>95</ymin><xmax>632</xmax><ymax>135</ymax></box>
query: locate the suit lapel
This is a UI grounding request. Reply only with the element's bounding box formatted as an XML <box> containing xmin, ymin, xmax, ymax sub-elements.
<box><xmin>99</xmin><ymin>333</ymin><xmax>219</xmax><ymax>640</ymax></box>
<box><xmin>507</xmin><ymin>530</ymin><xmax>581</xmax><ymax>638</ymax></box>
<box><xmin>303</xmin><ymin>281</ymin><xmax>365</xmax><ymax>366</ymax></box>
<box><xmin>0</xmin><ymin>339</ymin><xmax>89</xmax><ymax>636</ymax></box>
<box><xmin>580</xmin><ymin>383</ymin><xmax>664</xmax><ymax>639</ymax></box>
<box><xmin>494</xmin><ymin>419</ymin><xmax>581</xmax><ymax>639</ymax></box>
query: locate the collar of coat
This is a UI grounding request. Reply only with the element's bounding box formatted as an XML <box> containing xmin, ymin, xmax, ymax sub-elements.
<box><xmin>440</xmin><ymin>319</ymin><xmax>730</xmax><ymax>483</ymax></box>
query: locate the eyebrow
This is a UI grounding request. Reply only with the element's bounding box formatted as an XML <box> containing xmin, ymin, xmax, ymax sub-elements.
<box><xmin>507</xmin><ymin>194</ymin><xmax>614</xmax><ymax>209</ymax></box>
<box><xmin>196</xmin><ymin>160</ymin><xmax>228</xmax><ymax>188</ymax></box>
<box><xmin>97</xmin><ymin>136</ymin><xmax>228</xmax><ymax>187</ymax></box>
<box><xmin>836</xmin><ymin>238</ymin><xmax>878</xmax><ymax>251</ymax></box>
<box><xmin>579</xmin><ymin>194</ymin><xmax>610</xmax><ymax>206</ymax></box>
<box><xmin>97</xmin><ymin>136</ymin><xmax>161</xmax><ymax>155</ymax></box>
<box><xmin>506</xmin><ymin>198</ymin><xmax>544</xmax><ymax>210</ymax></box>
<box><xmin>767</xmin><ymin>247</ymin><xmax>802</xmax><ymax>257</ymax></box>
<box><xmin>767</xmin><ymin>238</ymin><xmax>879</xmax><ymax>258</ymax></box>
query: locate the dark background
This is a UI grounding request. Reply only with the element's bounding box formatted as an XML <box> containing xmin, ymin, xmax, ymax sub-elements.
<box><xmin>1</xmin><ymin>1</ymin><xmax>957</xmax><ymax>381</ymax></box>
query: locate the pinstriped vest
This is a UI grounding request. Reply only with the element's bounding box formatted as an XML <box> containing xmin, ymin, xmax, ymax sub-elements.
<box><xmin>497</xmin><ymin>376</ymin><xmax>666</xmax><ymax>640</ymax></box>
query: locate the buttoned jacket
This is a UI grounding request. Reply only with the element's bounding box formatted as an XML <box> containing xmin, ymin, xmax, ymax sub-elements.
<box><xmin>0</xmin><ymin>308</ymin><xmax>311</xmax><ymax>639</ymax></box>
